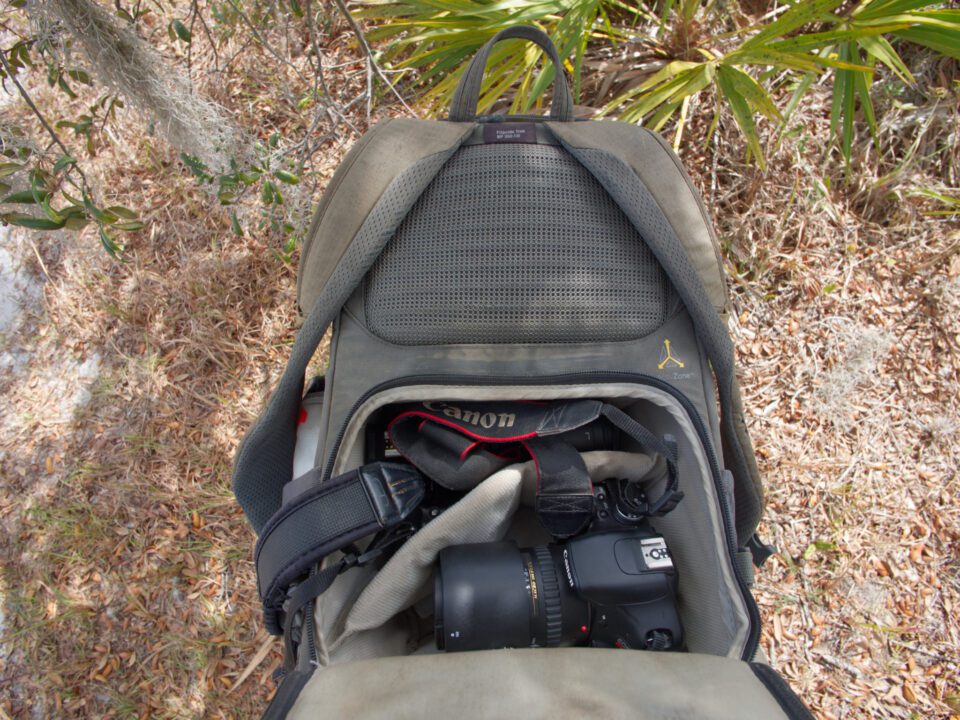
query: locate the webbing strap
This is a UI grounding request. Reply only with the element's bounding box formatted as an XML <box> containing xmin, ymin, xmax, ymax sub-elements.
<box><xmin>255</xmin><ymin>462</ymin><xmax>425</xmax><ymax>635</ymax></box>
<box><xmin>600</xmin><ymin>405</ymin><xmax>683</xmax><ymax>517</ymax></box>
<box><xmin>232</xmin><ymin>144</ymin><xmax>465</xmax><ymax>534</ymax></box>
<box><xmin>449</xmin><ymin>26</ymin><xmax>574</xmax><ymax>122</ymax></box>
<box><xmin>557</xmin><ymin>141</ymin><xmax>763</xmax><ymax>544</ymax></box>
<box><xmin>388</xmin><ymin>400</ymin><xmax>683</xmax><ymax>537</ymax></box>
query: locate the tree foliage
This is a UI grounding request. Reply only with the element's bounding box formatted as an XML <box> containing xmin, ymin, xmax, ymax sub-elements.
<box><xmin>359</xmin><ymin>0</ymin><xmax>960</xmax><ymax>168</ymax></box>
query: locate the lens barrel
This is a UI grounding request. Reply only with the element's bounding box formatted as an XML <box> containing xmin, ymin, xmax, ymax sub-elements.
<box><xmin>435</xmin><ymin>541</ymin><xmax>588</xmax><ymax>652</ymax></box>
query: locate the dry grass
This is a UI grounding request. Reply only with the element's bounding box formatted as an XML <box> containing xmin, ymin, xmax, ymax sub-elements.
<box><xmin>0</xmin><ymin>5</ymin><xmax>958</xmax><ymax>719</ymax></box>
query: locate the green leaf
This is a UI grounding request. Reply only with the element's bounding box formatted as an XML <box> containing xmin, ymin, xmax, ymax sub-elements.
<box><xmin>765</xmin><ymin>25</ymin><xmax>910</xmax><ymax>54</ymax></box>
<box><xmin>231</xmin><ymin>210</ymin><xmax>244</xmax><ymax>237</ymax></box>
<box><xmin>852</xmin><ymin>63</ymin><xmax>879</xmax><ymax>148</ymax></box>
<box><xmin>273</xmin><ymin>170</ymin><xmax>300</xmax><ymax>185</ymax></box>
<box><xmin>53</xmin><ymin>155</ymin><xmax>76</xmax><ymax>174</ymax></box>
<box><xmin>64</xmin><ymin>215</ymin><xmax>90</xmax><ymax>230</ymax></box>
<box><xmin>2</xmin><ymin>213</ymin><xmax>65</xmax><ymax>230</ymax></box>
<box><xmin>39</xmin><ymin>197</ymin><xmax>63</xmax><ymax>224</ymax></box>
<box><xmin>99</xmin><ymin>226</ymin><xmax>122</xmax><ymax>258</ymax></box>
<box><xmin>56</xmin><ymin>73</ymin><xmax>77</xmax><ymax>100</ymax></box>
<box><xmin>716</xmin><ymin>66</ymin><xmax>766</xmax><ymax>169</ymax></box>
<box><xmin>261</xmin><ymin>180</ymin><xmax>282</xmax><ymax>205</ymax></box>
<box><xmin>113</xmin><ymin>221</ymin><xmax>145</xmax><ymax>232</ymax></box>
<box><xmin>0</xmin><ymin>162</ymin><xmax>22</xmax><ymax>178</ymax></box>
<box><xmin>83</xmin><ymin>194</ymin><xmax>118</xmax><ymax>224</ymax></box>
<box><xmin>172</xmin><ymin>19</ymin><xmax>192</xmax><ymax>43</ymax></box>
<box><xmin>895</xmin><ymin>26</ymin><xmax>960</xmax><ymax>60</ymax></box>
<box><xmin>718</xmin><ymin>65</ymin><xmax>782</xmax><ymax>122</ymax></box>
<box><xmin>105</xmin><ymin>205</ymin><xmax>138</xmax><ymax>220</ymax></box>
<box><xmin>3</xmin><ymin>189</ymin><xmax>49</xmax><ymax>204</ymax></box>
<box><xmin>180</xmin><ymin>153</ymin><xmax>213</xmax><ymax>183</ymax></box>
<box><xmin>742</xmin><ymin>0</ymin><xmax>846</xmax><ymax>49</ymax></box>
<box><xmin>66</xmin><ymin>69</ymin><xmax>92</xmax><ymax>85</ymax></box>
<box><xmin>857</xmin><ymin>35</ymin><xmax>914</xmax><ymax>84</ymax></box>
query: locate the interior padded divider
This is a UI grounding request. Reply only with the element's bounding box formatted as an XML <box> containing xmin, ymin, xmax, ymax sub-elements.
<box><xmin>331</xmin><ymin>468</ymin><xmax>522</xmax><ymax>653</ymax></box>
<box><xmin>321</xmin><ymin>451</ymin><xmax>661</xmax><ymax>664</ymax></box>
<box><xmin>232</xmin><ymin>147</ymin><xmax>461</xmax><ymax>533</ymax></box>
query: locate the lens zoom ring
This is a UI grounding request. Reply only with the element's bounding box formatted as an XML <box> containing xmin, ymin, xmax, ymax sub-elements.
<box><xmin>534</xmin><ymin>546</ymin><xmax>563</xmax><ymax>647</ymax></box>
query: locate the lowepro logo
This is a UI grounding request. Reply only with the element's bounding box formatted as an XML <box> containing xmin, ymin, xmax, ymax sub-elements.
<box><xmin>657</xmin><ymin>338</ymin><xmax>685</xmax><ymax>370</ymax></box>
<box><xmin>422</xmin><ymin>401</ymin><xmax>516</xmax><ymax>429</ymax></box>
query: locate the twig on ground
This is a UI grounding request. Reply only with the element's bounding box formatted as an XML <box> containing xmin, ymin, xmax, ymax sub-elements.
<box><xmin>229</xmin><ymin>634</ymin><xmax>275</xmax><ymax>694</ymax></box>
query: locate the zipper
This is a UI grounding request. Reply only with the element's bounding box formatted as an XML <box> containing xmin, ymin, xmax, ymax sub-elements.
<box><xmin>320</xmin><ymin>370</ymin><xmax>761</xmax><ymax>660</ymax></box>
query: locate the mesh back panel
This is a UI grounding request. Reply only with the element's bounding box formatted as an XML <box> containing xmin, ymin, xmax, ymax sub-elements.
<box><xmin>364</xmin><ymin>143</ymin><xmax>674</xmax><ymax>345</ymax></box>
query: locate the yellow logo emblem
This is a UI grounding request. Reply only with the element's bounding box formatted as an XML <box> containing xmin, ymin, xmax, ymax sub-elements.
<box><xmin>658</xmin><ymin>339</ymin><xmax>685</xmax><ymax>370</ymax></box>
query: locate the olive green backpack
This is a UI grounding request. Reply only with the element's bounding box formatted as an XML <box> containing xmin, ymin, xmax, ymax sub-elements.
<box><xmin>232</xmin><ymin>26</ymin><xmax>812</xmax><ymax>720</ymax></box>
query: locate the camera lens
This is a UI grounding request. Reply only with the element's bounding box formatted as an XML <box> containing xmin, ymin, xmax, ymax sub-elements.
<box><xmin>435</xmin><ymin>541</ymin><xmax>589</xmax><ymax>652</ymax></box>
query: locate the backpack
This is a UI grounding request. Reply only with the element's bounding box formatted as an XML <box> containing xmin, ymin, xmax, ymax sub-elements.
<box><xmin>232</xmin><ymin>25</ymin><xmax>813</xmax><ymax>720</ymax></box>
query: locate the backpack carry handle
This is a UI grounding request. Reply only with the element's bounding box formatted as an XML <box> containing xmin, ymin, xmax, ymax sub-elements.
<box><xmin>449</xmin><ymin>25</ymin><xmax>574</xmax><ymax>122</ymax></box>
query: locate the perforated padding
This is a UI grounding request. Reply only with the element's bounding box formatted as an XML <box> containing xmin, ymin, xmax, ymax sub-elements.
<box><xmin>363</xmin><ymin>143</ymin><xmax>675</xmax><ymax>345</ymax></box>
<box><xmin>233</xmin><ymin>148</ymin><xmax>459</xmax><ymax>533</ymax></box>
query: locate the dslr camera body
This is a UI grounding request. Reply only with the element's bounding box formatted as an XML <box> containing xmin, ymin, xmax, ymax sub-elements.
<box><xmin>435</xmin><ymin>477</ymin><xmax>683</xmax><ymax>652</ymax></box>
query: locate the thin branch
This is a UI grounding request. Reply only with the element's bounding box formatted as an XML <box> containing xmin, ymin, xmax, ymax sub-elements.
<box><xmin>0</xmin><ymin>49</ymin><xmax>92</xmax><ymax>191</ymax></box>
<box><xmin>303</xmin><ymin>0</ymin><xmax>333</xmax><ymax>102</ymax></box>
<box><xmin>332</xmin><ymin>0</ymin><xmax>414</xmax><ymax>115</ymax></box>
<box><xmin>226</xmin><ymin>0</ymin><xmax>310</xmax><ymax>88</ymax></box>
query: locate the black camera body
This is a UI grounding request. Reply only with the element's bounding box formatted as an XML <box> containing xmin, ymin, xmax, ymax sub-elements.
<box><xmin>434</xmin><ymin>478</ymin><xmax>683</xmax><ymax>653</ymax></box>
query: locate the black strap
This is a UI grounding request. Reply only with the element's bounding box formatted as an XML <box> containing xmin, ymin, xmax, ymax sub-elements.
<box><xmin>260</xmin><ymin>667</ymin><xmax>313</xmax><ymax>720</ymax></box>
<box><xmin>555</xmin><ymin>140</ymin><xmax>762</xmax><ymax>544</ymax></box>
<box><xmin>255</xmin><ymin>462</ymin><xmax>425</xmax><ymax>634</ymax></box>
<box><xmin>263</xmin><ymin>561</ymin><xmax>346</xmax><ymax>720</ymax></box>
<box><xmin>282</xmin><ymin>563</ymin><xmax>342</xmax><ymax>671</ymax></box>
<box><xmin>389</xmin><ymin>400</ymin><xmax>683</xmax><ymax>537</ymax></box>
<box><xmin>527</xmin><ymin>435</ymin><xmax>594</xmax><ymax>538</ymax></box>
<box><xmin>600</xmin><ymin>405</ymin><xmax>683</xmax><ymax>517</ymax></box>
<box><xmin>746</xmin><ymin>533</ymin><xmax>777</xmax><ymax>567</ymax></box>
<box><xmin>449</xmin><ymin>26</ymin><xmax>574</xmax><ymax>122</ymax></box>
<box><xmin>279</xmin><ymin>528</ymin><xmax>415</xmax><ymax>673</ymax></box>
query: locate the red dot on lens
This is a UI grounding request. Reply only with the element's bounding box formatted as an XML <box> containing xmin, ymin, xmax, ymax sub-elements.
<box><xmin>580</xmin><ymin>625</ymin><xmax>588</xmax><ymax>632</ymax></box>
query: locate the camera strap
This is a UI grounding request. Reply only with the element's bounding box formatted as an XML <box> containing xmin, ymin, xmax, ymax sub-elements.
<box><xmin>387</xmin><ymin>400</ymin><xmax>682</xmax><ymax>538</ymax></box>
<box><xmin>255</xmin><ymin>462</ymin><xmax>426</xmax><ymax>635</ymax></box>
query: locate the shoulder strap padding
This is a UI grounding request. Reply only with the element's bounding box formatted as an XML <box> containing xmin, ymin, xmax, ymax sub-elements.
<box><xmin>550</xmin><ymin>134</ymin><xmax>763</xmax><ymax>544</ymax></box>
<box><xmin>297</xmin><ymin>118</ymin><xmax>476</xmax><ymax>310</ymax></box>
<box><xmin>546</xmin><ymin>121</ymin><xmax>729</xmax><ymax>318</ymax></box>
<box><xmin>236</xmin><ymin>134</ymin><xmax>470</xmax><ymax>533</ymax></box>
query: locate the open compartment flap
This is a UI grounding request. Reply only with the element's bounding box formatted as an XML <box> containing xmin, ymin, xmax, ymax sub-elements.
<box><xmin>287</xmin><ymin>649</ymin><xmax>813</xmax><ymax>720</ymax></box>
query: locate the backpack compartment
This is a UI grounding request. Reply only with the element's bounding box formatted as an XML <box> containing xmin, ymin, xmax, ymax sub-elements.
<box><xmin>299</xmin><ymin>380</ymin><xmax>753</xmax><ymax>666</ymax></box>
<box><xmin>237</xmin><ymin>24</ymin><xmax>813</xmax><ymax>720</ymax></box>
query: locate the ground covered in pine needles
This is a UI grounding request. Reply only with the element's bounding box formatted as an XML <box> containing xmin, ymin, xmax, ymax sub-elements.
<box><xmin>0</xmin><ymin>7</ymin><xmax>958</xmax><ymax>720</ymax></box>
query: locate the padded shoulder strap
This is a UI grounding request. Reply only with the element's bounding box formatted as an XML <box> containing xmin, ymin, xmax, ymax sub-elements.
<box><xmin>546</xmin><ymin>121</ymin><xmax>729</xmax><ymax>317</ymax></box>
<box><xmin>552</xmin><ymin>133</ymin><xmax>763</xmax><ymax>545</ymax></box>
<box><xmin>234</xmin><ymin>132</ymin><xmax>470</xmax><ymax>533</ymax></box>
<box><xmin>297</xmin><ymin>119</ymin><xmax>475</xmax><ymax>311</ymax></box>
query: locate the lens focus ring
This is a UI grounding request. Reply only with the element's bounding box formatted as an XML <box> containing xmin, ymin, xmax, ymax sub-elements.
<box><xmin>533</xmin><ymin>545</ymin><xmax>563</xmax><ymax>647</ymax></box>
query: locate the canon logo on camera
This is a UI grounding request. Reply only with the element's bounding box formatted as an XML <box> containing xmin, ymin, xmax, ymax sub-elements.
<box><xmin>562</xmin><ymin>549</ymin><xmax>575</xmax><ymax>588</ymax></box>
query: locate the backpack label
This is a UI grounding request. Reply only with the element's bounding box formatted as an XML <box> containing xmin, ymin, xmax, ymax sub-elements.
<box><xmin>483</xmin><ymin>123</ymin><xmax>537</xmax><ymax>144</ymax></box>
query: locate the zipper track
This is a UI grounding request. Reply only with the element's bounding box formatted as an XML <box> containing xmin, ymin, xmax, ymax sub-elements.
<box><xmin>320</xmin><ymin>371</ymin><xmax>761</xmax><ymax>660</ymax></box>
